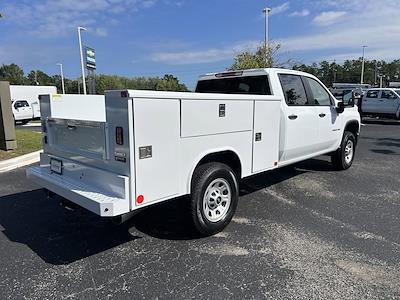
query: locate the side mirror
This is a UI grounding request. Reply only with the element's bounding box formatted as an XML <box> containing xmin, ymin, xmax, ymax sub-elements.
<box><xmin>336</xmin><ymin>101</ymin><xmax>345</xmax><ymax>114</ymax></box>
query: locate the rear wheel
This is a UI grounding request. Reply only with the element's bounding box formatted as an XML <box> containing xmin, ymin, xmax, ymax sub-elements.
<box><xmin>331</xmin><ymin>131</ymin><xmax>356</xmax><ymax>170</ymax></box>
<box><xmin>190</xmin><ymin>162</ymin><xmax>238</xmax><ymax>236</ymax></box>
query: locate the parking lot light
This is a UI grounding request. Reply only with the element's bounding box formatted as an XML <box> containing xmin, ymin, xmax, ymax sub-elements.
<box><xmin>361</xmin><ymin>45</ymin><xmax>367</xmax><ymax>84</ymax></box>
<box><xmin>77</xmin><ymin>26</ymin><xmax>87</xmax><ymax>95</ymax></box>
<box><xmin>56</xmin><ymin>63</ymin><xmax>65</xmax><ymax>94</ymax></box>
<box><xmin>263</xmin><ymin>7</ymin><xmax>272</xmax><ymax>66</ymax></box>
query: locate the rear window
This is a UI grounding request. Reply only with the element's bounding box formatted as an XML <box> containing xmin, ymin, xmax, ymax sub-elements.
<box><xmin>195</xmin><ymin>75</ymin><xmax>272</xmax><ymax>95</ymax></box>
<box><xmin>14</xmin><ymin>100</ymin><xmax>30</xmax><ymax>108</ymax></box>
<box><xmin>18</xmin><ymin>100</ymin><xmax>30</xmax><ymax>107</ymax></box>
<box><xmin>366</xmin><ymin>90</ymin><xmax>379</xmax><ymax>98</ymax></box>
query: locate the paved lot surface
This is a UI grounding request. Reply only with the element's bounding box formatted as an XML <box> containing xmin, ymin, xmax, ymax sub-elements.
<box><xmin>0</xmin><ymin>120</ymin><xmax>399</xmax><ymax>299</ymax></box>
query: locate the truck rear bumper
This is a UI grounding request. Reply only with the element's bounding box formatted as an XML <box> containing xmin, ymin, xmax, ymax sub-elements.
<box><xmin>26</xmin><ymin>166</ymin><xmax>130</xmax><ymax>217</ymax></box>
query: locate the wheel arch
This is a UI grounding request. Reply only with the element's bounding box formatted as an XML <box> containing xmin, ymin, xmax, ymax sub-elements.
<box><xmin>187</xmin><ymin>149</ymin><xmax>242</xmax><ymax>194</ymax></box>
<box><xmin>344</xmin><ymin>120</ymin><xmax>360</xmax><ymax>143</ymax></box>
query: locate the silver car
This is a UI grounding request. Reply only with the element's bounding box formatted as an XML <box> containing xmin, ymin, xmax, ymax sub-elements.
<box><xmin>361</xmin><ymin>88</ymin><xmax>400</xmax><ymax>120</ymax></box>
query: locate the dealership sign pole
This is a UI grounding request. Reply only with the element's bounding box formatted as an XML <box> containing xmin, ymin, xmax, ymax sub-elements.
<box><xmin>85</xmin><ymin>47</ymin><xmax>96</xmax><ymax>94</ymax></box>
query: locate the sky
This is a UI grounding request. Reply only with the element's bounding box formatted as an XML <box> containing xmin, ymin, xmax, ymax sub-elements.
<box><xmin>1</xmin><ymin>0</ymin><xmax>400</xmax><ymax>89</ymax></box>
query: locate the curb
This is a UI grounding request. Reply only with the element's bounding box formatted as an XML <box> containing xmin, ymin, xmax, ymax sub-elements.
<box><xmin>0</xmin><ymin>150</ymin><xmax>43</xmax><ymax>173</ymax></box>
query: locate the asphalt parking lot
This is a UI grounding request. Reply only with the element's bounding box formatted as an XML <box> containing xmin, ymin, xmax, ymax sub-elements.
<box><xmin>0</xmin><ymin>120</ymin><xmax>399</xmax><ymax>299</ymax></box>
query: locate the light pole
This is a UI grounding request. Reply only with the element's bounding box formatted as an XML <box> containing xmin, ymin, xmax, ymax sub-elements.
<box><xmin>263</xmin><ymin>7</ymin><xmax>271</xmax><ymax>67</ymax></box>
<box><xmin>56</xmin><ymin>63</ymin><xmax>65</xmax><ymax>94</ymax></box>
<box><xmin>77</xmin><ymin>26</ymin><xmax>87</xmax><ymax>95</ymax></box>
<box><xmin>361</xmin><ymin>45</ymin><xmax>367</xmax><ymax>84</ymax></box>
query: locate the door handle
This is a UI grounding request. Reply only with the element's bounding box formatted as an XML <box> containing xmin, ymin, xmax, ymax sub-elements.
<box><xmin>288</xmin><ymin>115</ymin><xmax>298</xmax><ymax>120</ymax></box>
<box><xmin>319</xmin><ymin>113</ymin><xmax>326</xmax><ymax>118</ymax></box>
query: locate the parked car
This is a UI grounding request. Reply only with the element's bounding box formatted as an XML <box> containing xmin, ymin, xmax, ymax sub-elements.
<box><xmin>27</xmin><ymin>68</ymin><xmax>360</xmax><ymax>236</ymax></box>
<box><xmin>360</xmin><ymin>88</ymin><xmax>400</xmax><ymax>120</ymax></box>
<box><xmin>12</xmin><ymin>100</ymin><xmax>34</xmax><ymax>124</ymax></box>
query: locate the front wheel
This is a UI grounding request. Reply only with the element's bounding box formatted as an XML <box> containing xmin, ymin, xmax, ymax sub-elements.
<box><xmin>190</xmin><ymin>162</ymin><xmax>239</xmax><ymax>236</ymax></box>
<box><xmin>331</xmin><ymin>131</ymin><xmax>356</xmax><ymax>170</ymax></box>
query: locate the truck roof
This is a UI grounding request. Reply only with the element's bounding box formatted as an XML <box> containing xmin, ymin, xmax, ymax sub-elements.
<box><xmin>197</xmin><ymin>68</ymin><xmax>310</xmax><ymax>81</ymax></box>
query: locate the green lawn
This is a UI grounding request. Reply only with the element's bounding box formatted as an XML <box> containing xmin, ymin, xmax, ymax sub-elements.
<box><xmin>0</xmin><ymin>130</ymin><xmax>42</xmax><ymax>161</ymax></box>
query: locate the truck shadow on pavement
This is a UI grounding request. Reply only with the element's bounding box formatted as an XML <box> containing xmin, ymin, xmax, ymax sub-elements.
<box><xmin>133</xmin><ymin>158</ymin><xmax>334</xmax><ymax>239</ymax></box>
<box><xmin>0</xmin><ymin>158</ymin><xmax>334</xmax><ymax>265</ymax></box>
<box><xmin>0</xmin><ymin>189</ymin><xmax>141</xmax><ymax>265</ymax></box>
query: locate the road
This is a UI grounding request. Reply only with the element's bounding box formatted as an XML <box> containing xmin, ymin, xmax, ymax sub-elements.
<box><xmin>0</xmin><ymin>120</ymin><xmax>399</xmax><ymax>299</ymax></box>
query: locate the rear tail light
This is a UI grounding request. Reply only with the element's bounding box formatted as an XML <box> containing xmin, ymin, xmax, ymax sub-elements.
<box><xmin>116</xmin><ymin>127</ymin><xmax>124</xmax><ymax>145</ymax></box>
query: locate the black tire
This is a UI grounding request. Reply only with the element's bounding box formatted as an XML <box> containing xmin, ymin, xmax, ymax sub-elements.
<box><xmin>331</xmin><ymin>131</ymin><xmax>356</xmax><ymax>170</ymax></box>
<box><xmin>20</xmin><ymin>120</ymin><xmax>29</xmax><ymax>125</ymax></box>
<box><xmin>190</xmin><ymin>162</ymin><xmax>239</xmax><ymax>236</ymax></box>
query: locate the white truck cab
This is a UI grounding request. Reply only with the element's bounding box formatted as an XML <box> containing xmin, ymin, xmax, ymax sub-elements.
<box><xmin>27</xmin><ymin>68</ymin><xmax>360</xmax><ymax>236</ymax></box>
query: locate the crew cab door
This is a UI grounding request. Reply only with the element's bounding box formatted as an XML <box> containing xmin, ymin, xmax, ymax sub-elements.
<box><xmin>362</xmin><ymin>90</ymin><xmax>380</xmax><ymax>113</ymax></box>
<box><xmin>279</xmin><ymin>74</ymin><xmax>319</xmax><ymax>162</ymax></box>
<box><xmin>380</xmin><ymin>90</ymin><xmax>400</xmax><ymax>114</ymax></box>
<box><xmin>303</xmin><ymin>76</ymin><xmax>341</xmax><ymax>151</ymax></box>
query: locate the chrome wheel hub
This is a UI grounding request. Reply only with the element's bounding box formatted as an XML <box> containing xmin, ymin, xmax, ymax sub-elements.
<box><xmin>344</xmin><ymin>140</ymin><xmax>354</xmax><ymax>164</ymax></box>
<box><xmin>203</xmin><ymin>178</ymin><xmax>231</xmax><ymax>222</ymax></box>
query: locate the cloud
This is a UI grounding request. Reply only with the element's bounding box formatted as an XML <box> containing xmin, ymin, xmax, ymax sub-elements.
<box><xmin>150</xmin><ymin>0</ymin><xmax>400</xmax><ymax>66</ymax></box>
<box><xmin>313</xmin><ymin>11</ymin><xmax>347</xmax><ymax>26</ymax></box>
<box><xmin>151</xmin><ymin>41</ymin><xmax>259</xmax><ymax>65</ymax></box>
<box><xmin>289</xmin><ymin>9</ymin><xmax>310</xmax><ymax>17</ymax></box>
<box><xmin>94</xmin><ymin>27</ymin><xmax>108</xmax><ymax>37</ymax></box>
<box><xmin>269</xmin><ymin>2</ymin><xmax>290</xmax><ymax>16</ymax></box>
<box><xmin>2</xmin><ymin>0</ymin><xmax>155</xmax><ymax>38</ymax></box>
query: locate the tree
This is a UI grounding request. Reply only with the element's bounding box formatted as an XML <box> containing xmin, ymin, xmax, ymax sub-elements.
<box><xmin>0</xmin><ymin>64</ymin><xmax>26</xmax><ymax>84</ymax></box>
<box><xmin>155</xmin><ymin>74</ymin><xmax>188</xmax><ymax>91</ymax></box>
<box><xmin>26</xmin><ymin>70</ymin><xmax>52</xmax><ymax>86</ymax></box>
<box><xmin>293</xmin><ymin>59</ymin><xmax>400</xmax><ymax>87</ymax></box>
<box><xmin>228</xmin><ymin>42</ymin><xmax>283</xmax><ymax>71</ymax></box>
<box><xmin>95</xmin><ymin>74</ymin><xmax>188</xmax><ymax>94</ymax></box>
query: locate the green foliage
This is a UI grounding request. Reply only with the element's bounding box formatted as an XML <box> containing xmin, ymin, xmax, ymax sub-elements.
<box><xmin>0</xmin><ymin>63</ymin><xmax>189</xmax><ymax>94</ymax></box>
<box><xmin>228</xmin><ymin>42</ymin><xmax>283</xmax><ymax>71</ymax></box>
<box><xmin>26</xmin><ymin>70</ymin><xmax>53</xmax><ymax>86</ymax></box>
<box><xmin>0</xmin><ymin>64</ymin><xmax>26</xmax><ymax>85</ymax></box>
<box><xmin>293</xmin><ymin>59</ymin><xmax>400</xmax><ymax>87</ymax></box>
<box><xmin>94</xmin><ymin>74</ymin><xmax>188</xmax><ymax>94</ymax></box>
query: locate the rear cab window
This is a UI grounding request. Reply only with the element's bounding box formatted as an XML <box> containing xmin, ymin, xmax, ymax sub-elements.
<box><xmin>366</xmin><ymin>90</ymin><xmax>379</xmax><ymax>98</ymax></box>
<box><xmin>195</xmin><ymin>75</ymin><xmax>272</xmax><ymax>95</ymax></box>
<box><xmin>14</xmin><ymin>100</ymin><xmax>30</xmax><ymax>108</ymax></box>
<box><xmin>278</xmin><ymin>74</ymin><xmax>308</xmax><ymax>105</ymax></box>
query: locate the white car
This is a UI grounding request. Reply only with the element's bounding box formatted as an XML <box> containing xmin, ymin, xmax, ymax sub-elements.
<box><xmin>27</xmin><ymin>68</ymin><xmax>360</xmax><ymax>236</ymax></box>
<box><xmin>361</xmin><ymin>88</ymin><xmax>400</xmax><ymax>120</ymax></box>
<box><xmin>12</xmin><ymin>100</ymin><xmax>34</xmax><ymax>124</ymax></box>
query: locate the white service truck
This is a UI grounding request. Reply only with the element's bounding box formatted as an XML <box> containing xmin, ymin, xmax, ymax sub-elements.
<box><xmin>27</xmin><ymin>68</ymin><xmax>360</xmax><ymax>236</ymax></box>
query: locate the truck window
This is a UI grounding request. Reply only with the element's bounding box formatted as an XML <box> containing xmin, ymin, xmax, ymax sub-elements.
<box><xmin>304</xmin><ymin>77</ymin><xmax>332</xmax><ymax>106</ymax></box>
<box><xmin>366</xmin><ymin>90</ymin><xmax>379</xmax><ymax>98</ymax></box>
<box><xmin>195</xmin><ymin>75</ymin><xmax>271</xmax><ymax>95</ymax></box>
<box><xmin>381</xmin><ymin>90</ymin><xmax>397</xmax><ymax>99</ymax></box>
<box><xmin>278</xmin><ymin>74</ymin><xmax>308</xmax><ymax>106</ymax></box>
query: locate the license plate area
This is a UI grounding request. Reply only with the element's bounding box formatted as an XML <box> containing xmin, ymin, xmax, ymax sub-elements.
<box><xmin>50</xmin><ymin>158</ymin><xmax>63</xmax><ymax>175</ymax></box>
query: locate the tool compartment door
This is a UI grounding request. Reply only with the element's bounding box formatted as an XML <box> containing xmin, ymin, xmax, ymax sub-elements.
<box><xmin>252</xmin><ymin>100</ymin><xmax>281</xmax><ymax>173</ymax></box>
<box><xmin>133</xmin><ymin>98</ymin><xmax>181</xmax><ymax>206</ymax></box>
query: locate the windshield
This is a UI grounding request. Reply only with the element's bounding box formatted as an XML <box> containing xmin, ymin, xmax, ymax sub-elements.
<box><xmin>195</xmin><ymin>75</ymin><xmax>272</xmax><ymax>95</ymax></box>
